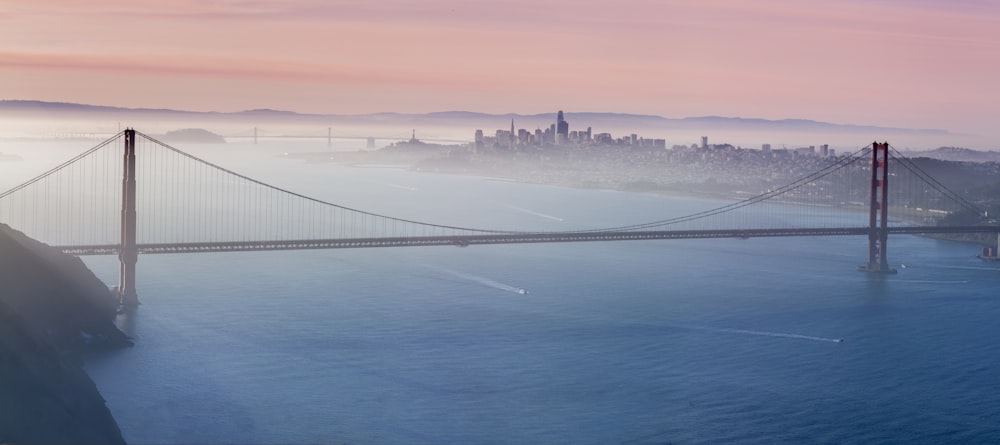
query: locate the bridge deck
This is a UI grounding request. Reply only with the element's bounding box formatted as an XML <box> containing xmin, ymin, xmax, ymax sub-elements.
<box><xmin>57</xmin><ymin>226</ymin><xmax>999</xmax><ymax>255</ymax></box>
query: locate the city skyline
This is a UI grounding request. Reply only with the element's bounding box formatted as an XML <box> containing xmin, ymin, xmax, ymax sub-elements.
<box><xmin>3</xmin><ymin>1</ymin><xmax>1000</xmax><ymax>142</ymax></box>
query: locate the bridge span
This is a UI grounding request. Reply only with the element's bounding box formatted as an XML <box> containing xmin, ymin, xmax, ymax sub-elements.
<box><xmin>58</xmin><ymin>226</ymin><xmax>1000</xmax><ymax>256</ymax></box>
<box><xmin>2</xmin><ymin>131</ymin><xmax>999</xmax><ymax>309</ymax></box>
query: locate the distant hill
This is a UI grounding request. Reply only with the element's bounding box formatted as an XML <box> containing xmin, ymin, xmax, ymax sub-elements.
<box><xmin>348</xmin><ymin>110</ymin><xmax>950</xmax><ymax>135</ymax></box>
<box><xmin>0</xmin><ymin>223</ymin><xmax>129</xmax><ymax>444</ymax></box>
<box><xmin>161</xmin><ymin>128</ymin><xmax>226</xmax><ymax>143</ymax></box>
<box><xmin>903</xmin><ymin>146</ymin><xmax>1000</xmax><ymax>163</ymax></box>
<box><xmin>0</xmin><ymin>99</ymin><xmax>195</xmax><ymax>115</ymax></box>
<box><xmin>0</xmin><ymin>99</ymin><xmax>951</xmax><ymax>136</ymax></box>
<box><xmin>674</xmin><ymin>116</ymin><xmax>948</xmax><ymax>135</ymax></box>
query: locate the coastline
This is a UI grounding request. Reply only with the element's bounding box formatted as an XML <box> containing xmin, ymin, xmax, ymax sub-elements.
<box><xmin>288</xmin><ymin>147</ymin><xmax>865</xmax><ymax>213</ymax></box>
<box><xmin>0</xmin><ymin>224</ymin><xmax>129</xmax><ymax>444</ymax></box>
<box><xmin>283</xmin><ymin>147</ymin><xmax>999</xmax><ymax>257</ymax></box>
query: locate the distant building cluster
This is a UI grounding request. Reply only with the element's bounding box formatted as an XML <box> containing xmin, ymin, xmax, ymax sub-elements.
<box><xmin>673</xmin><ymin>137</ymin><xmax>837</xmax><ymax>164</ymax></box>
<box><xmin>754</xmin><ymin>142</ymin><xmax>834</xmax><ymax>159</ymax></box>
<box><xmin>471</xmin><ymin>110</ymin><xmax>839</xmax><ymax>162</ymax></box>
<box><xmin>474</xmin><ymin>110</ymin><xmax>666</xmax><ymax>152</ymax></box>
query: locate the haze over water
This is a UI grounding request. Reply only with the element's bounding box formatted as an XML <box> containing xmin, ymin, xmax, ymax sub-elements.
<box><xmin>6</xmin><ymin>1</ymin><xmax>1000</xmax><ymax>442</ymax></box>
<box><xmin>69</xmin><ymin>139</ymin><xmax>1000</xmax><ymax>444</ymax></box>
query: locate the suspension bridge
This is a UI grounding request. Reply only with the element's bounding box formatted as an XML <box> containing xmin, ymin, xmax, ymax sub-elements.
<box><xmin>0</xmin><ymin>129</ymin><xmax>996</xmax><ymax>310</ymax></box>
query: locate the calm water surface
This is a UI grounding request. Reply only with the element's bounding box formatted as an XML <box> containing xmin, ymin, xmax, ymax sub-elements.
<box><xmin>76</xmin><ymin>143</ymin><xmax>1000</xmax><ymax>444</ymax></box>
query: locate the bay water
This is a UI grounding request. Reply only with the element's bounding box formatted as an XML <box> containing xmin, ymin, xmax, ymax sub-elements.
<box><xmin>70</xmin><ymin>142</ymin><xmax>1000</xmax><ymax>444</ymax></box>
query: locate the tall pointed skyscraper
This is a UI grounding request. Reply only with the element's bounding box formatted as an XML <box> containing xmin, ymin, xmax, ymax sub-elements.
<box><xmin>556</xmin><ymin>110</ymin><xmax>569</xmax><ymax>144</ymax></box>
<box><xmin>510</xmin><ymin>119</ymin><xmax>516</xmax><ymax>148</ymax></box>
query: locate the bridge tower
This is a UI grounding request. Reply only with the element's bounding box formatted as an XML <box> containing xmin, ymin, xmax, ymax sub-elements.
<box><xmin>118</xmin><ymin>129</ymin><xmax>140</xmax><ymax>308</ymax></box>
<box><xmin>860</xmin><ymin>141</ymin><xmax>897</xmax><ymax>274</ymax></box>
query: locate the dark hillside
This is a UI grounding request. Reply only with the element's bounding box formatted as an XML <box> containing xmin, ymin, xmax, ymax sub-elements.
<box><xmin>0</xmin><ymin>224</ymin><xmax>129</xmax><ymax>444</ymax></box>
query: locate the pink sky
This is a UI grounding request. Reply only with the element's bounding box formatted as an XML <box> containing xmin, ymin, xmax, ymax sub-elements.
<box><xmin>3</xmin><ymin>0</ymin><xmax>1000</xmax><ymax>142</ymax></box>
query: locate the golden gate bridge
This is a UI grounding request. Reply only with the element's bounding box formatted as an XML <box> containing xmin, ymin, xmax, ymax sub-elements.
<box><xmin>0</xmin><ymin>130</ymin><xmax>996</xmax><ymax>310</ymax></box>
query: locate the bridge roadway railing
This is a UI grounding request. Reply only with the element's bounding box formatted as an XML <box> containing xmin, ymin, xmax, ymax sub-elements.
<box><xmin>56</xmin><ymin>226</ymin><xmax>999</xmax><ymax>256</ymax></box>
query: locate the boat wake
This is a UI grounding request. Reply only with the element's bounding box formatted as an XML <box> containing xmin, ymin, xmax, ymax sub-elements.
<box><xmin>938</xmin><ymin>266</ymin><xmax>998</xmax><ymax>271</ymax></box>
<box><xmin>502</xmin><ymin>203</ymin><xmax>565</xmax><ymax>222</ymax></box>
<box><xmin>693</xmin><ymin>326</ymin><xmax>843</xmax><ymax>343</ymax></box>
<box><xmin>427</xmin><ymin>266</ymin><xmax>528</xmax><ymax>295</ymax></box>
<box><xmin>368</xmin><ymin>181</ymin><xmax>418</xmax><ymax>191</ymax></box>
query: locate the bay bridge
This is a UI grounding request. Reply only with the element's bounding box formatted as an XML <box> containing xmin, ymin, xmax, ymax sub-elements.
<box><xmin>0</xmin><ymin>129</ymin><xmax>996</xmax><ymax>310</ymax></box>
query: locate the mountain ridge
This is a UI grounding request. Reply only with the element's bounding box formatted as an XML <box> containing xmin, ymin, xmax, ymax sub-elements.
<box><xmin>0</xmin><ymin>99</ymin><xmax>950</xmax><ymax>135</ymax></box>
<box><xmin>903</xmin><ymin>146</ymin><xmax>1000</xmax><ymax>163</ymax></box>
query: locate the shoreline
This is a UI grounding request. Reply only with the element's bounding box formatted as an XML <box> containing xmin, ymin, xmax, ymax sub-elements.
<box><xmin>0</xmin><ymin>224</ymin><xmax>129</xmax><ymax>444</ymax></box>
<box><xmin>283</xmin><ymin>148</ymin><xmax>999</xmax><ymax>255</ymax></box>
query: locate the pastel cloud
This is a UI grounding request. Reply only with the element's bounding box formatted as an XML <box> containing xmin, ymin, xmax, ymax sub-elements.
<box><xmin>2</xmin><ymin>0</ymin><xmax>999</xmax><ymax>140</ymax></box>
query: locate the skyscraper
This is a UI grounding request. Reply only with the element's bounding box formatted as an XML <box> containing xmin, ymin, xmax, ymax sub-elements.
<box><xmin>556</xmin><ymin>110</ymin><xmax>569</xmax><ymax>144</ymax></box>
<box><xmin>510</xmin><ymin>120</ymin><xmax>516</xmax><ymax>148</ymax></box>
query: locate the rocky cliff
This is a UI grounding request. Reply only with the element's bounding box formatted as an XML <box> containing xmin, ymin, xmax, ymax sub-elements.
<box><xmin>0</xmin><ymin>223</ymin><xmax>129</xmax><ymax>444</ymax></box>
